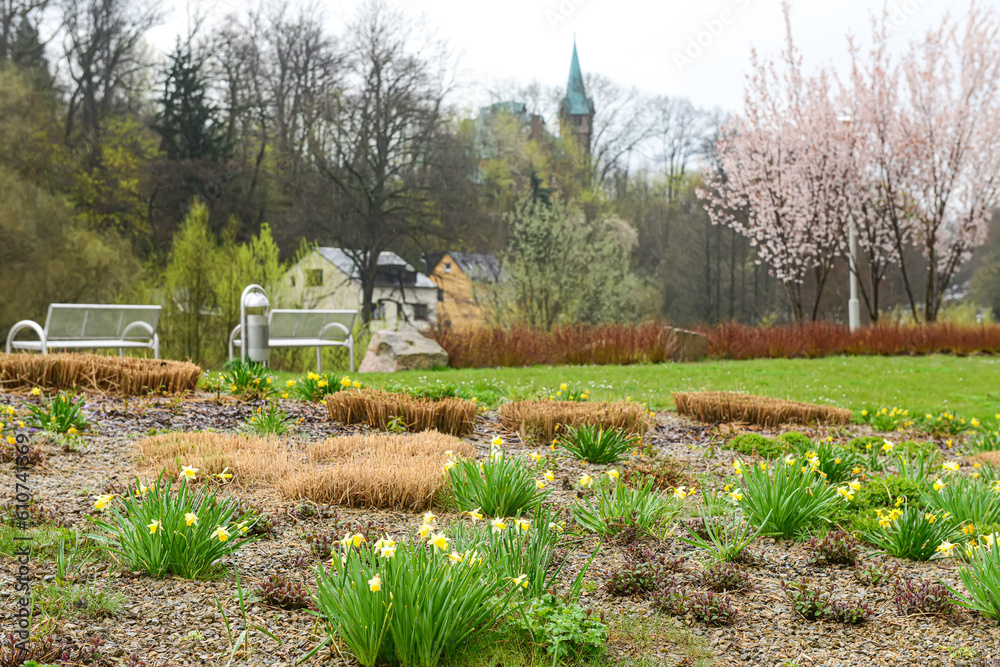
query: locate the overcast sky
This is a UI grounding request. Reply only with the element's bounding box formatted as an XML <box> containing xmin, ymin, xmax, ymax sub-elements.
<box><xmin>146</xmin><ymin>0</ymin><xmax>974</xmax><ymax>115</ymax></box>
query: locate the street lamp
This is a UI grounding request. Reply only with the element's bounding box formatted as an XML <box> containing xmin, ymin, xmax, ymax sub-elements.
<box><xmin>838</xmin><ymin>112</ymin><xmax>861</xmax><ymax>332</ymax></box>
<box><xmin>240</xmin><ymin>284</ymin><xmax>270</xmax><ymax>365</ymax></box>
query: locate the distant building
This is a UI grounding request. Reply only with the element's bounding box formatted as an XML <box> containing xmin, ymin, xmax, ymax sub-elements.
<box><xmin>283</xmin><ymin>247</ymin><xmax>438</xmax><ymax>330</ymax></box>
<box><xmin>425</xmin><ymin>252</ymin><xmax>503</xmax><ymax>329</ymax></box>
<box><xmin>558</xmin><ymin>39</ymin><xmax>596</xmax><ymax>155</ymax></box>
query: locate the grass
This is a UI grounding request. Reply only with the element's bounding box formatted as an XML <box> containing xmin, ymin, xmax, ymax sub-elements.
<box><xmin>257</xmin><ymin>354</ymin><xmax>999</xmax><ymax>416</ymax></box>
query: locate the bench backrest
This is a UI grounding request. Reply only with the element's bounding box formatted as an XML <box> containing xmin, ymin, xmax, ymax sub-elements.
<box><xmin>268</xmin><ymin>309</ymin><xmax>356</xmax><ymax>341</ymax></box>
<box><xmin>44</xmin><ymin>304</ymin><xmax>161</xmax><ymax>341</ymax></box>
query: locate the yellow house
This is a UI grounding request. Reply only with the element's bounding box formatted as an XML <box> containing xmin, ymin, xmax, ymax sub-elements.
<box><xmin>424</xmin><ymin>252</ymin><xmax>503</xmax><ymax>329</ymax></box>
<box><xmin>282</xmin><ymin>247</ymin><xmax>439</xmax><ymax>331</ymax></box>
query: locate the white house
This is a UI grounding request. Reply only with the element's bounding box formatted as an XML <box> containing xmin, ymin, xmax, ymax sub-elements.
<box><xmin>281</xmin><ymin>247</ymin><xmax>439</xmax><ymax>331</ymax></box>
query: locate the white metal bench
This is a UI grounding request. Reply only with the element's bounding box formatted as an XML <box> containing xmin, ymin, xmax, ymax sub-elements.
<box><xmin>5</xmin><ymin>304</ymin><xmax>161</xmax><ymax>357</ymax></box>
<box><xmin>228</xmin><ymin>309</ymin><xmax>357</xmax><ymax>372</ymax></box>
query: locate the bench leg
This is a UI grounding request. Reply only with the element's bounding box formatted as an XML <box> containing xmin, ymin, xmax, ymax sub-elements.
<box><xmin>349</xmin><ymin>339</ymin><xmax>355</xmax><ymax>373</ymax></box>
<box><xmin>317</xmin><ymin>347</ymin><xmax>322</xmax><ymax>373</ymax></box>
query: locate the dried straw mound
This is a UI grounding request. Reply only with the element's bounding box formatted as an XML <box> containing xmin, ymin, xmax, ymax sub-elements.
<box><xmin>498</xmin><ymin>400</ymin><xmax>653</xmax><ymax>442</ymax></box>
<box><xmin>134</xmin><ymin>432</ymin><xmax>298</xmax><ymax>488</ymax></box>
<box><xmin>279</xmin><ymin>432</ymin><xmax>473</xmax><ymax>510</ymax></box>
<box><xmin>325</xmin><ymin>388</ymin><xmax>477</xmax><ymax>436</ymax></box>
<box><xmin>968</xmin><ymin>451</ymin><xmax>1000</xmax><ymax>469</ymax></box>
<box><xmin>673</xmin><ymin>391</ymin><xmax>851</xmax><ymax>427</ymax></box>
<box><xmin>0</xmin><ymin>353</ymin><xmax>200</xmax><ymax>395</ymax></box>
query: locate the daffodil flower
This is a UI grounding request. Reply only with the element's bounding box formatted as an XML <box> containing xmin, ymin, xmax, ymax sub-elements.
<box><xmin>543</xmin><ymin>471</ymin><xmax>555</xmax><ymax>482</ymax></box>
<box><xmin>491</xmin><ymin>518</ymin><xmax>507</xmax><ymax>533</ymax></box>
<box><xmin>882</xmin><ymin>440</ymin><xmax>894</xmax><ymax>453</ymax></box>
<box><xmin>579</xmin><ymin>474</ymin><xmax>593</xmax><ymax>488</ymax></box>
<box><xmin>212</xmin><ymin>526</ymin><xmax>231</xmax><ymax>542</ymax></box>
<box><xmin>214</xmin><ymin>468</ymin><xmax>233</xmax><ymax>482</ymax></box>
<box><xmin>510</xmin><ymin>574</ymin><xmax>529</xmax><ymax>589</ymax></box>
<box><xmin>467</xmin><ymin>508</ymin><xmax>484</xmax><ymax>521</ymax></box>
<box><xmin>942</xmin><ymin>461</ymin><xmax>959</xmax><ymax>473</ymax></box>
<box><xmin>185</xmin><ymin>512</ymin><xmax>198</xmax><ymax>526</ymax></box>
<box><xmin>94</xmin><ymin>494</ymin><xmax>117</xmax><ymax>511</ymax></box>
<box><xmin>515</xmin><ymin>518</ymin><xmax>530</xmax><ymax>532</ymax></box>
<box><xmin>148</xmin><ymin>519</ymin><xmax>162</xmax><ymax>534</ymax></box>
<box><xmin>933</xmin><ymin>478</ymin><xmax>946</xmax><ymax>492</ymax></box>
<box><xmin>430</xmin><ymin>532</ymin><xmax>449</xmax><ymax>551</ymax></box>
<box><xmin>936</xmin><ymin>541</ymin><xmax>955</xmax><ymax>556</ymax></box>
<box><xmin>491</xmin><ymin>436</ymin><xmax>503</xmax><ymax>448</ymax></box>
<box><xmin>536</xmin><ymin>480</ymin><xmax>546</xmax><ymax>489</ymax></box>
<box><xmin>606</xmin><ymin>469</ymin><xmax>619</xmax><ymax>480</ymax></box>
<box><xmin>448</xmin><ymin>550</ymin><xmax>464</xmax><ymax>564</ymax></box>
<box><xmin>673</xmin><ymin>486</ymin><xmax>687</xmax><ymax>500</ymax></box>
<box><xmin>529</xmin><ymin>452</ymin><xmax>542</xmax><ymax>462</ymax></box>
<box><xmin>181</xmin><ymin>465</ymin><xmax>199</xmax><ymax>480</ymax></box>
<box><xmin>727</xmin><ymin>491</ymin><xmax>742</xmax><ymax>503</ymax></box>
<box><xmin>848</xmin><ymin>480</ymin><xmax>861</xmax><ymax>492</ymax></box>
<box><xmin>368</xmin><ymin>574</ymin><xmax>381</xmax><ymax>592</ymax></box>
<box><xmin>418</xmin><ymin>523</ymin><xmax>433</xmax><ymax>540</ymax></box>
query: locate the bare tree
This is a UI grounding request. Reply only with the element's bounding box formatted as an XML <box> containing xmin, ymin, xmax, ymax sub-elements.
<box><xmin>59</xmin><ymin>0</ymin><xmax>161</xmax><ymax>145</ymax></box>
<box><xmin>0</xmin><ymin>0</ymin><xmax>50</xmax><ymax>71</ymax></box>
<box><xmin>647</xmin><ymin>95</ymin><xmax>712</xmax><ymax>201</ymax></box>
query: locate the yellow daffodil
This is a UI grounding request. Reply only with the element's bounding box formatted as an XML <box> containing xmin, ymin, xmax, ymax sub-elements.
<box><xmin>429</xmin><ymin>532</ymin><xmax>449</xmax><ymax>552</ymax></box>
<box><xmin>529</xmin><ymin>452</ymin><xmax>542</xmax><ymax>462</ymax></box>
<box><xmin>308</xmin><ymin>372</ymin><xmax>320</xmax><ymax>381</ymax></box>
<box><xmin>559</xmin><ymin>383</ymin><xmax>568</xmax><ymax>392</ymax></box>
<box><xmin>946</xmin><ymin>439</ymin><xmax>954</xmax><ymax>448</ymax></box>
<box><xmin>31</xmin><ymin>387</ymin><xmax>42</xmax><ymax>396</ymax></box>
<box><xmin>536</xmin><ymin>480</ymin><xmax>546</xmax><ymax>489</ymax></box>
<box><xmin>211</xmin><ymin>526</ymin><xmax>230</xmax><ymax>542</ymax></box>
<box><xmin>852</xmin><ymin>466</ymin><xmax>862</xmax><ymax>475</ymax></box>
<box><xmin>448</xmin><ymin>550</ymin><xmax>464</xmax><ymax>564</ymax></box>
<box><xmin>727</xmin><ymin>491</ymin><xmax>743</xmax><ymax>503</ymax></box>
<box><xmin>423</xmin><ymin>512</ymin><xmax>437</xmax><ymax>524</ymax></box>
<box><xmin>882</xmin><ymin>440</ymin><xmax>894</xmax><ymax>453</ymax></box>
<box><xmin>544</xmin><ymin>470</ymin><xmax>555</xmax><ymax>482</ymax></box>
<box><xmin>848</xmin><ymin>480</ymin><xmax>861</xmax><ymax>492</ymax></box>
<box><xmin>925</xmin><ymin>513</ymin><xmax>937</xmax><ymax>524</ymax></box>
<box><xmin>443</xmin><ymin>460</ymin><xmax>456</xmax><ymax>472</ymax></box>
<box><xmin>933</xmin><ymin>478</ymin><xmax>946</xmax><ymax>492</ymax></box>
<box><xmin>836</xmin><ymin>486</ymin><xmax>854</xmax><ymax>501</ymax></box>
<box><xmin>340</xmin><ymin>376</ymin><xmax>352</xmax><ymax>387</ymax></box>
<box><xmin>418</xmin><ymin>523</ymin><xmax>433</xmax><ymax>540</ymax></box>
<box><xmin>942</xmin><ymin>461</ymin><xmax>959</xmax><ymax>473</ymax></box>
<box><xmin>467</xmin><ymin>508</ymin><xmax>485</xmax><ymax>521</ymax></box>
<box><xmin>515</xmin><ymin>518</ymin><xmax>530</xmax><ymax>532</ymax></box>
<box><xmin>972</xmin><ymin>418</ymin><xmax>981</xmax><ymax>428</ymax></box>
<box><xmin>491</xmin><ymin>436</ymin><xmax>503</xmax><ymax>448</ymax></box>
<box><xmin>94</xmin><ymin>494</ymin><xmax>117</xmax><ymax>511</ymax></box>
<box><xmin>861</xmin><ymin>409</ymin><xmax>868</xmax><ymax>416</ymax></box>
<box><xmin>181</xmin><ymin>465</ymin><xmax>199</xmax><ymax>480</ymax></box>
<box><xmin>185</xmin><ymin>512</ymin><xmax>199</xmax><ymax>526</ymax></box>
<box><xmin>579</xmin><ymin>474</ymin><xmax>593</xmax><ymax>488</ymax></box>
<box><xmin>606</xmin><ymin>469</ymin><xmax>619</xmax><ymax>480</ymax></box>
<box><xmin>491</xmin><ymin>518</ymin><xmax>507</xmax><ymax>533</ymax></box>
<box><xmin>784</xmin><ymin>455</ymin><xmax>796</xmax><ymax>466</ymax></box>
<box><xmin>351</xmin><ymin>381</ymin><xmax>361</xmax><ymax>388</ymax></box>
<box><xmin>673</xmin><ymin>486</ymin><xmax>688</xmax><ymax>500</ymax></box>
<box><xmin>962</xmin><ymin>523</ymin><xmax>976</xmax><ymax>535</ymax></box>
<box><xmin>510</xmin><ymin>574</ymin><xmax>529</xmax><ymax>589</ymax></box>
<box><xmin>936</xmin><ymin>541</ymin><xmax>955</xmax><ymax>556</ymax></box>
<box><xmin>733</xmin><ymin>460</ymin><xmax>743</xmax><ymax>475</ymax></box>
<box><xmin>286</xmin><ymin>379</ymin><xmax>295</xmax><ymax>387</ymax></box>
<box><xmin>148</xmin><ymin>519</ymin><xmax>162</xmax><ymax>534</ymax></box>
<box><xmin>214</xmin><ymin>468</ymin><xmax>233</xmax><ymax>482</ymax></box>
<box><xmin>341</xmin><ymin>533</ymin><xmax>366</xmax><ymax>548</ymax></box>
<box><xmin>368</xmin><ymin>574</ymin><xmax>381</xmax><ymax>592</ymax></box>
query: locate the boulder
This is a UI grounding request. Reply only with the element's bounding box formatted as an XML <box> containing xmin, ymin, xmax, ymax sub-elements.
<box><xmin>670</xmin><ymin>327</ymin><xmax>708</xmax><ymax>362</ymax></box>
<box><xmin>358</xmin><ymin>327</ymin><xmax>449</xmax><ymax>373</ymax></box>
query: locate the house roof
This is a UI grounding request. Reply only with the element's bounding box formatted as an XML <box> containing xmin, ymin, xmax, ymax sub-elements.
<box><xmin>562</xmin><ymin>41</ymin><xmax>594</xmax><ymax>116</ymax></box>
<box><xmin>426</xmin><ymin>251</ymin><xmax>504</xmax><ymax>282</ymax></box>
<box><xmin>315</xmin><ymin>247</ymin><xmax>437</xmax><ymax>289</ymax></box>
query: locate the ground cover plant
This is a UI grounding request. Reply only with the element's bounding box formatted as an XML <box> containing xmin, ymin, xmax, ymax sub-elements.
<box><xmin>498</xmin><ymin>399</ymin><xmax>652</xmax><ymax>442</ymax></box>
<box><xmin>0</xmin><ymin>352</ymin><xmax>201</xmax><ymax>394</ymax></box>
<box><xmin>326</xmin><ymin>388</ymin><xmax>477</xmax><ymax>436</ymax></box>
<box><xmin>674</xmin><ymin>391</ymin><xmax>852</xmax><ymax>427</ymax></box>
<box><xmin>282</xmin><ymin>432</ymin><xmax>473</xmax><ymax>510</ymax></box>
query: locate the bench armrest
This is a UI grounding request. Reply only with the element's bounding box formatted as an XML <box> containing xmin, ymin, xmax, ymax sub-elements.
<box><xmin>121</xmin><ymin>320</ymin><xmax>155</xmax><ymax>340</ymax></box>
<box><xmin>319</xmin><ymin>322</ymin><xmax>351</xmax><ymax>340</ymax></box>
<box><xmin>228</xmin><ymin>324</ymin><xmax>242</xmax><ymax>361</ymax></box>
<box><xmin>5</xmin><ymin>320</ymin><xmax>46</xmax><ymax>354</ymax></box>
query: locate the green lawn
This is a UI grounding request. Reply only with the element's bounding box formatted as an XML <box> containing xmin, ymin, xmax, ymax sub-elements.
<box><xmin>316</xmin><ymin>354</ymin><xmax>999</xmax><ymax>417</ymax></box>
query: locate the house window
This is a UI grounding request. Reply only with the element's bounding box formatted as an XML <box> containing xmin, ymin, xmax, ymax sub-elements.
<box><xmin>371</xmin><ymin>302</ymin><xmax>386</xmax><ymax>321</ymax></box>
<box><xmin>414</xmin><ymin>304</ymin><xmax>429</xmax><ymax>321</ymax></box>
<box><xmin>444</xmin><ymin>262</ymin><xmax>452</xmax><ymax>274</ymax></box>
<box><xmin>573</xmin><ymin>116</ymin><xmax>582</xmax><ymax>127</ymax></box>
<box><xmin>437</xmin><ymin>288</ymin><xmax>444</xmax><ymax>302</ymax></box>
<box><xmin>306</xmin><ymin>269</ymin><xmax>323</xmax><ymax>287</ymax></box>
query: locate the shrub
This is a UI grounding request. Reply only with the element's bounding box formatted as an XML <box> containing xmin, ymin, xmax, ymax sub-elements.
<box><xmin>848</xmin><ymin>475</ymin><xmax>925</xmax><ymax>510</ymax></box>
<box><xmin>806</xmin><ymin>529</ymin><xmax>863</xmax><ymax>566</ymax></box>
<box><xmin>604</xmin><ymin>545</ymin><xmax>684</xmax><ymax>596</ymax></box>
<box><xmin>243</xmin><ymin>401</ymin><xmax>291</xmax><ymax>436</ymax></box>
<box><xmin>326</xmin><ymin>388</ymin><xmax>477</xmax><ymax>437</ymax></box>
<box><xmin>87</xmin><ymin>473</ymin><xmax>258</xmax><ymax>579</ymax></box>
<box><xmin>678</xmin><ymin>508</ymin><xmax>763</xmax><ymax>563</ymax></box>
<box><xmin>949</xmin><ymin>538</ymin><xmax>1000</xmax><ymax>619</ymax></box>
<box><xmin>922</xmin><ymin>475</ymin><xmax>1000</xmax><ymax>527</ymax></box>
<box><xmin>510</xmin><ymin>592</ymin><xmax>607</xmax><ymax>664</ymax></box>
<box><xmin>284</xmin><ymin>433</ymin><xmax>473</xmax><ymax>511</ymax></box>
<box><xmin>224</xmin><ymin>361</ymin><xmax>275</xmax><ymax>401</ymax></box>
<box><xmin>572</xmin><ymin>478</ymin><xmax>681</xmax><ymax>540</ymax></box>
<box><xmin>499</xmin><ymin>399</ymin><xmax>652</xmax><ymax>443</ymax></box>
<box><xmin>254</xmin><ymin>574</ymin><xmax>313</xmax><ymax>610</ymax></box>
<box><xmin>734</xmin><ymin>459</ymin><xmax>839</xmax><ymax>539</ymax></box>
<box><xmin>725</xmin><ymin>433</ymin><xmax>785</xmax><ymax>459</ymax></box>
<box><xmin>620</xmin><ymin>454</ymin><xmax>692</xmax><ymax>491</ymax></box>
<box><xmin>555</xmin><ymin>424</ymin><xmax>639</xmax><ymax>464</ymax></box>
<box><xmin>311</xmin><ymin>524</ymin><xmax>515</xmax><ymax>667</ymax></box>
<box><xmin>852</xmin><ymin>561</ymin><xmax>900</xmax><ymax>587</ymax></box>
<box><xmin>701</xmin><ymin>561</ymin><xmax>750</xmax><ymax>592</ymax></box>
<box><xmin>892</xmin><ymin>577</ymin><xmax>955</xmax><ymax>616</ymax></box>
<box><xmin>448</xmin><ymin>448</ymin><xmax>548</xmax><ymax>518</ymax></box>
<box><xmin>25</xmin><ymin>391</ymin><xmax>90</xmax><ymax>434</ymax></box>
<box><xmin>862</xmin><ymin>505</ymin><xmax>964</xmax><ymax>561</ymax></box>
<box><xmin>673</xmin><ymin>391</ymin><xmax>851</xmax><ymax>427</ymax></box>
<box><xmin>0</xmin><ymin>353</ymin><xmax>200</xmax><ymax>394</ymax></box>
<box><xmin>777</xmin><ymin>432</ymin><xmax>813</xmax><ymax>449</ymax></box>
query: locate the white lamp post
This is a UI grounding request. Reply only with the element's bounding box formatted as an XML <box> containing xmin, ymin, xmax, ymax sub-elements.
<box><xmin>838</xmin><ymin>112</ymin><xmax>861</xmax><ymax>332</ymax></box>
<box><xmin>240</xmin><ymin>284</ymin><xmax>270</xmax><ymax>365</ymax></box>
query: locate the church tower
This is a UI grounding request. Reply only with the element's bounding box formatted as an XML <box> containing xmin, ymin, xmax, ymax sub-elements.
<box><xmin>559</xmin><ymin>39</ymin><xmax>595</xmax><ymax>155</ymax></box>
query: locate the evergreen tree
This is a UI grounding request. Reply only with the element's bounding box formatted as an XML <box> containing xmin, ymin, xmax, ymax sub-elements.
<box><xmin>153</xmin><ymin>41</ymin><xmax>225</xmax><ymax>161</ymax></box>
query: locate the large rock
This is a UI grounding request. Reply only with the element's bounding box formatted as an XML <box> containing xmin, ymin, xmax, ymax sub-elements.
<box><xmin>670</xmin><ymin>327</ymin><xmax>708</xmax><ymax>362</ymax></box>
<box><xmin>358</xmin><ymin>327</ymin><xmax>449</xmax><ymax>373</ymax></box>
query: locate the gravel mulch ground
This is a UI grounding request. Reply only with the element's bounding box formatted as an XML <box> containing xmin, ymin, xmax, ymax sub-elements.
<box><xmin>2</xmin><ymin>392</ymin><xmax>999</xmax><ymax>666</ymax></box>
